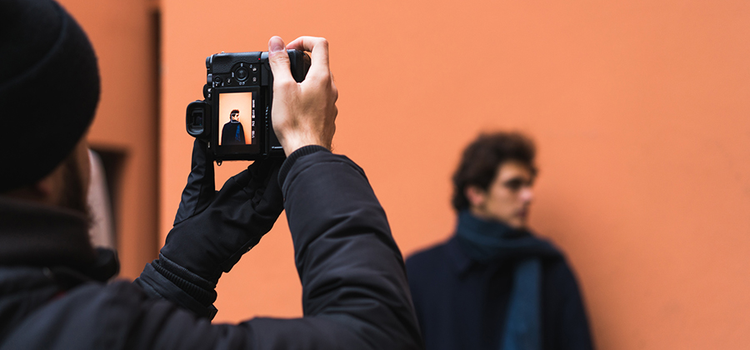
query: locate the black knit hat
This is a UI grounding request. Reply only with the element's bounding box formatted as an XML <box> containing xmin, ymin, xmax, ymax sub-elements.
<box><xmin>0</xmin><ymin>0</ymin><xmax>100</xmax><ymax>192</ymax></box>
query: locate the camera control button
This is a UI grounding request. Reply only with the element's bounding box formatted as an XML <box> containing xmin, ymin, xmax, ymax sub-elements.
<box><xmin>235</xmin><ymin>63</ymin><xmax>249</xmax><ymax>82</ymax></box>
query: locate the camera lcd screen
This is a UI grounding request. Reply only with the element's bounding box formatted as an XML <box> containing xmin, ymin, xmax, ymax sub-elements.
<box><xmin>217</xmin><ymin>91</ymin><xmax>255</xmax><ymax>146</ymax></box>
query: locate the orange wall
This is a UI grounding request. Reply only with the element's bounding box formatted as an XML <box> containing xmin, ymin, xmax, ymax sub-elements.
<box><xmin>58</xmin><ymin>0</ymin><xmax>159</xmax><ymax>279</ymax></box>
<box><xmin>159</xmin><ymin>0</ymin><xmax>750</xmax><ymax>349</ymax></box>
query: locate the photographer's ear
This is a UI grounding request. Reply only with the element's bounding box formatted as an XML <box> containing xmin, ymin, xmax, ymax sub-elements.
<box><xmin>268</xmin><ymin>36</ymin><xmax>293</xmax><ymax>83</ymax></box>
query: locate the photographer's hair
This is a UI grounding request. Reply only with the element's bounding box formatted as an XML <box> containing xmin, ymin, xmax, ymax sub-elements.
<box><xmin>231</xmin><ymin>109</ymin><xmax>240</xmax><ymax>115</ymax></box>
<box><xmin>451</xmin><ymin>131</ymin><xmax>537</xmax><ymax>212</ymax></box>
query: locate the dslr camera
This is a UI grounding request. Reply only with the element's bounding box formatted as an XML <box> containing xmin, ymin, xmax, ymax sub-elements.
<box><xmin>186</xmin><ymin>50</ymin><xmax>311</xmax><ymax>161</ymax></box>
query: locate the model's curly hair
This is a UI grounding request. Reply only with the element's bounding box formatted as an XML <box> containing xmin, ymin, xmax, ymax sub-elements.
<box><xmin>451</xmin><ymin>132</ymin><xmax>537</xmax><ymax>211</ymax></box>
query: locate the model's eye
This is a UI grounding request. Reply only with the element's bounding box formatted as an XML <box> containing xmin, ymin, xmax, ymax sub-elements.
<box><xmin>504</xmin><ymin>179</ymin><xmax>524</xmax><ymax>191</ymax></box>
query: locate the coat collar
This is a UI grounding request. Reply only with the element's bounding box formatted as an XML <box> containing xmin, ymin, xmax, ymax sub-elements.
<box><xmin>0</xmin><ymin>197</ymin><xmax>97</xmax><ymax>270</ymax></box>
<box><xmin>443</xmin><ymin>236</ymin><xmax>475</xmax><ymax>277</ymax></box>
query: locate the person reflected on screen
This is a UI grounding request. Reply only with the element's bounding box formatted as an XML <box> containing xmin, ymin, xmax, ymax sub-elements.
<box><xmin>221</xmin><ymin>109</ymin><xmax>246</xmax><ymax>145</ymax></box>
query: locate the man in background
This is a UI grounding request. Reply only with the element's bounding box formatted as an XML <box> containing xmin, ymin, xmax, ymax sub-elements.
<box><xmin>406</xmin><ymin>132</ymin><xmax>593</xmax><ymax>350</ymax></box>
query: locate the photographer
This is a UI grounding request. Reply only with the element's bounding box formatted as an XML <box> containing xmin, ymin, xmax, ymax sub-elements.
<box><xmin>0</xmin><ymin>0</ymin><xmax>422</xmax><ymax>349</ymax></box>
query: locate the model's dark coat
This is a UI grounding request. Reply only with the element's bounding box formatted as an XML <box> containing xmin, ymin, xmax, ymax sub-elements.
<box><xmin>406</xmin><ymin>237</ymin><xmax>594</xmax><ymax>350</ymax></box>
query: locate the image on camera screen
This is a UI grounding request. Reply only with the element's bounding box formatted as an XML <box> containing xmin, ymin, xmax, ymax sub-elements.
<box><xmin>218</xmin><ymin>91</ymin><xmax>254</xmax><ymax>146</ymax></box>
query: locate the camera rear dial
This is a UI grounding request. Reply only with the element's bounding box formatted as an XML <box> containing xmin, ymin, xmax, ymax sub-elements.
<box><xmin>232</xmin><ymin>62</ymin><xmax>258</xmax><ymax>84</ymax></box>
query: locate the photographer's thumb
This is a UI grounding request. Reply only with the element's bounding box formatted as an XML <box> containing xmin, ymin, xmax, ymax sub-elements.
<box><xmin>268</xmin><ymin>36</ymin><xmax>293</xmax><ymax>83</ymax></box>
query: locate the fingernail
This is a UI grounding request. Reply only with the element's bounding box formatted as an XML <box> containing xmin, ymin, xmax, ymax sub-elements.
<box><xmin>269</xmin><ymin>36</ymin><xmax>284</xmax><ymax>53</ymax></box>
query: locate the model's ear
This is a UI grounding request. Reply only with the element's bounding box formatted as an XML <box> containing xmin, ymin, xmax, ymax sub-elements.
<box><xmin>465</xmin><ymin>185</ymin><xmax>486</xmax><ymax>209</ymax></box>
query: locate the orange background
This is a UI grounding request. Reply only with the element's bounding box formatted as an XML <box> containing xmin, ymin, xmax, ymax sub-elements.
<box><xmin>62</xmin><ymin>0</ymin><xmax>749</xmax><ymax>349</ymax></box>
<box><xmin>58</xmin><ymin>0</ymin><xmax>160</xmax><ymax>279</ymax></box>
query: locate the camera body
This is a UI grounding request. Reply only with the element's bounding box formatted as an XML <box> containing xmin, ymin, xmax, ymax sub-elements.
<box><xmin>186</xmin><ymin>50</ymin><xmax>311</xmax><ymax>161</ymax></box>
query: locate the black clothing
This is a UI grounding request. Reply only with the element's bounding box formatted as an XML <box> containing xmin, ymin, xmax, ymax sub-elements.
<box><xmin>406</xmin><ymin>235</ymin><xmax>593</xmax><ymax>350</ymax></box>
<box><xmin>454</xmin><ymin>212</ymin><xmax>563</xmax><ymax>350</ymax></box>
<box><xmin>0</xmin><ymin>0</ymin><xmax>100</xmax><ymax>192</ymax></box>
<box><xmin>0</xmin><ymin>148</ymin><xmax>422</xmax><ymax>349</ymax></box>
<box><xmin>138</xmin><ymin>140</ymin><xmax>285</xmax><ymax>321</ymax></box>
<box><xmin>221</xmin><ymin>121</ymin><xmax>246</xmax><ymax>145</ymax></box>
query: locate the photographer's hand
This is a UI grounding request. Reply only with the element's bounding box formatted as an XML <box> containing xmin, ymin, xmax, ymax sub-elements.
<box><xmin>162</xmin><ymin>140</ymin><xmax>284</xmax><ymax>279</ymax></box>
<box><xmin>135</xmin><ymin>139</ymin><xmax>284</xmax><ymax>318</ymax></box>
<box><xmin>267</xmin><ymin>36</ymin><xmax>338</xmax><ymax>156</ymax></box>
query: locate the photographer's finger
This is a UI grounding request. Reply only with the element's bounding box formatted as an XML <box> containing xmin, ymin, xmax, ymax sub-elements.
<box><xmin>246</xmin><ymin>158</ymin><xmax>276</xmax><ymax>185</ymax></box>
<box><xmin>267</xmin><ymin>36</ymin><xmax>294</xmax><ymax>83</ymax></box>
<box><xmin>174</xmin><ymin>139</ymin><xmax>216</xmax><ymax>225</ymax></box>
<box><xmin>287</xmin><ymin>36</ymin><xmax>330</xmax><ymax>74</ymax></box>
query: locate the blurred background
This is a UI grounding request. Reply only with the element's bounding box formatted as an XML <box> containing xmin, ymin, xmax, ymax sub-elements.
<box><xmin>59</xmin><ymin>0</ymin><xmax>749</xmax><ymax>348</ymax></box>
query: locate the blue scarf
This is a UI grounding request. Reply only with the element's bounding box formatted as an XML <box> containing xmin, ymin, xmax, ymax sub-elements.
<box><xmin>231</xmin><ymin>120</ymin><xmax>243</xmax><ymax>142</ymax></box>
<box><xmin>455</xmin><ymin>211</ymin><xmax>560</xmax><ymax>350</ymax></box>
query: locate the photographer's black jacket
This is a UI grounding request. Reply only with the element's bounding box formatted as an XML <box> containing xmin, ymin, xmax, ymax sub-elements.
<box><xmin>0</xmin><ymin>149</ymin><xmax>423</xmax><ymax>349</ymax></box>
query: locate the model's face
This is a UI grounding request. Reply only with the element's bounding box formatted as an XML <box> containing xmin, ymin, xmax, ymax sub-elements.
<box><xmin>231</xmin><ymin>113</ymin><xmax>239</xmax><ymax>121</ymax></box>
<box><xmin>468</xmin><ymin>160</ymin><xmax>535</xmax><ymax>229</ymax></box>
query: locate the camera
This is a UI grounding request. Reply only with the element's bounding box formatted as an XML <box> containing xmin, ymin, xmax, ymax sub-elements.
<box><xmin>186</xmin><ymin>50</ymin><xmax>311</xmax><ymax>161</ymax></box>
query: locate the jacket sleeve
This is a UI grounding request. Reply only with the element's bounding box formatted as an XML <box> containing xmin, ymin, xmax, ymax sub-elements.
<box><xmin>134</xmin><ymin>146</ymin><xmax>423</xmax><ymax>350</ymax></box>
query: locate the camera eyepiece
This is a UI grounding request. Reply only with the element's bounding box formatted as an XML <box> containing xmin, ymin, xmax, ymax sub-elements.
<box><xmin>186</xmin><ymin>100</ymin><xmax>209</xmax><ymax>139</ymax></box>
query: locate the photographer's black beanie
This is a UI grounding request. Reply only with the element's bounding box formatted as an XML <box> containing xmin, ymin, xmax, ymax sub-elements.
<box><xmin>0</xmin><ymin>0</ymin><xmax>100</xmax><ymax>192</ymax></box>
